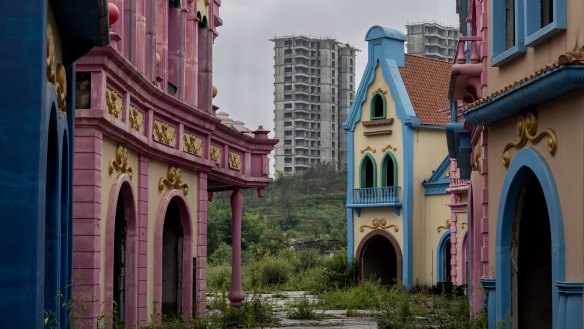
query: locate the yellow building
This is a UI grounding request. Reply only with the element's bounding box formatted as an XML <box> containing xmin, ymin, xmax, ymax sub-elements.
<box><xmin>344</xmin><ymin>26</ymin><xmax>467</xmax><ymax>289</ymax></box>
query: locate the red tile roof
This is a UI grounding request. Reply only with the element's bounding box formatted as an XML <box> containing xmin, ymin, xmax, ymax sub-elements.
<box><xmin>399</xmin><ymin>54</ymin><xmax>452</xmax><ymax>126</ymax></box>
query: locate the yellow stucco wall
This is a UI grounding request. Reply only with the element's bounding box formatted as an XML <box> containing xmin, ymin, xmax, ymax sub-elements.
<box><xmin>352</xmin><ymin>64</ymin><xmax>404</xmax><ymax>262</ymax></box>
<box><xmin>146</xmin><ymin>158</ymin><xmax>198</xmax><ymax>319</ymax></box>
<box><xmin>351</xmin><ymin>64</ymin><xmax>454</xmax><ymax>287</ymax></box>
<box><xmin>100</xmin><ymin>137</ymin><xmax>140</xmax><ymax>315</ymax></box>
<box><xmin>487</xmin><ymin>96</ymin><xmax>584</xmax><ymax>282</ymax></box>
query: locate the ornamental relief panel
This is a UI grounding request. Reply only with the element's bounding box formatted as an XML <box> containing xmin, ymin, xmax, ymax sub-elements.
<box><xmin>129</xmin><ymin>106</ymin><xmax>144</xmax><ymax>133</ymax></box>
<box><xmin>106</xmin><ymin>88</ymin><xmax>123</xmax><ymax>119</ymax></box>
<box><xmin>46</xmin><ymin>24</ymin><xmax>67</xmax><ymax>113</ymax></box>
<box><xmin>183</xmin><ymin>133</ymin><xmax>204</xmax><ymax>156</ymax></box>
<box><xmin>153</xmin><ymin>120</ymin><xmax>176</xmax><ymax>146</ymax></box>
<box><xmin>228</xmin><ymin>152</ymin><xmax>242</xmax><ymax>171</ymax></box>
<box><xmin>210</xmin><ymin>145</ymin><xmax>222</xmax><ymax>165</ymax></box>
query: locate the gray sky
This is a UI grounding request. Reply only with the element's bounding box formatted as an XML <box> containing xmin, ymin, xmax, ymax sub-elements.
<box><xmin>212</xmin><ymin>0</ymin><xmax>459</xmax><ymax>137</ymax></box>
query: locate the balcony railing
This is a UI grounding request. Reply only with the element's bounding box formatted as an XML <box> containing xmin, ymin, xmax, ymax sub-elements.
<box><xmin>349</xmin><ymin>186</ymin><xmax>401</xmax><ymax>206</ymax></box>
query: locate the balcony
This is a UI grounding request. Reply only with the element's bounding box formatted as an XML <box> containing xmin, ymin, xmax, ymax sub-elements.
<box><xmin>449</xmin><ymin>36</ymin><xmax>483</xmax><ymax>103</ymax></box>
<box><xmin>347</xmin><ymin>186</ymin><xmax>402</xmax><ymax>215</ymax></box>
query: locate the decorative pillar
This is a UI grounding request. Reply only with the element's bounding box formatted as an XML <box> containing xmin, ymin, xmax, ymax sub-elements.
<box><xmin>228</xmin><ymin>187</ymin><xmax>245</xmax><ymax>306</ymax></box>
<box><xmin>480</xmin><ymin>278</ymin><xmax>496</xmax><ymax>329</ymax></box>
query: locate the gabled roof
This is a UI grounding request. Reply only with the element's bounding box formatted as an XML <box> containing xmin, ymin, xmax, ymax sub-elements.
<box><xmin>399</xmin><ymin>54</ymin><xmax>451</xmax><ymax>127</ymax></box>
<box><xmin>422</xmin><ymin>155</ymin><xmax>451</xmax><ymax>195</ymax></box>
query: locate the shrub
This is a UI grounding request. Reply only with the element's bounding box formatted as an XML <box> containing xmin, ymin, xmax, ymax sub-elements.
<box><xmin>256</xmin><ymin>257</ymin><xmax>293</xmax><ymax>286</ymax></box>
<box><xmin>292</xmin><ymin>266</ymin><xmax>329</xmax><ymax>293</ymax></box>
<box><xmin>210</xmin><ymin>294</ymin><xmax>276</xmax><ymax>328</ymax></box>
<box><xmin>292</xmin><ymin>249</ymin><xmax>322</xmax><ymax>273</ymax></box>
<box><xmin>322</xmin><ymin>248</ymin><xmax>354</xmax><ymax>289</ymax></box>
<box><xmin>287</xmin><ymin>297</ymin><xmax>321</xmax><ymax>320</ymax></box>
<box><xmin>206</xmin><ymin>265</ymin><xmax>231</xmax><ymax>292</ymax></box>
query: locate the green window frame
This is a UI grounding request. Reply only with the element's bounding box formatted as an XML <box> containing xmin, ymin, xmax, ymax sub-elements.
<box><xmin>359</xmin><ymin>153</ymin><xmax>377</xmax><ymax>188</ymax></box>
<box><xmin>370</xmin><ymin>92</ymin><xmax>386</xmax><ymax>120</ymax></box>
<box><xmin>381</xmin><ymin>152</ymin><xmax>398</xmax><ymax>187</ymax></box>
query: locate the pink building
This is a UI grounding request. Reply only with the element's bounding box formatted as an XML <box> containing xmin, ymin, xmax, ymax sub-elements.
<box><xmin>71</xmin><ymin>1</ymin><xmax>277</xmax><ymax>327</ymax></box>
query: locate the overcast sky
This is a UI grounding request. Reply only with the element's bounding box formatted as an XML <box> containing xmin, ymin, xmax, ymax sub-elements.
<box><xmin>212</xmin><ymin>0</ymin><xmax>459</xmax><ymax>137</ymax></box>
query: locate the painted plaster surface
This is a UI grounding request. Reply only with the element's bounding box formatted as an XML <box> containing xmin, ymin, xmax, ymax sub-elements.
<box><xmin>487</xmin><ymin>98</ymin><xmax>584</xmax><ymax>282</ymax></box>
<box><xmin>353</xmin><ymin>64</ymin><xmax>404</xmax><ymax>190</ymax></box>
<box><xmin>353</xmin><ymin>207</ymin><xmax>404</xmax><ymax>258</ymax></box>
<box><xmin>146</xmin><ymin>158</ymin><xmax>198</xmax><ymax>319</ymax></box>
<box><xmin>487</xmin><ymin>0</ymin><xmax>584</xmax><ymax>94</ymax></box>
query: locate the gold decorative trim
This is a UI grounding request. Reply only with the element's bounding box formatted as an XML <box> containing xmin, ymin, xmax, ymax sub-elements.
<box><xmin>159</xmin><ymin>166</ymin><xmax>189</xmax><ymax>196</ymax></box>
<box><xmin>204</xmin><ymin>0</ymin><xmax>211</xmax><ymax>5</ymax></box>
<box><xmin>47</xmin><ymin>25</ymin><xmax>67</xmax><ymax>113</ymax></box>
<box><xmin>382</xmin><ymin>144</ymin><xmax>397</xmax><ymax>152</ymax></box>
<box><xmin>461</xmin><ymin>222</ymin><xmax>467</xmax><ymax>230</ymax></box>
<box><xmin>360</xmin><ymin>146</ymin><xmax>376</xmax><ymax>154</ymax></box>
<box><xmin>228</xmin><ymin>152</ymin><xmax>242</xmax><ymax>171</ymax></box>
<box><xmin>371</xmin><ymin>88</ymin><xmax>388</xmax><ymax>95</ymax></box>
<box><xmin>444</xmin><ymin>167</ymin><xmax>451</xmax><ymax>178</ymax></box>
<box><xmin>474</xmin><ymin>144</ymin><xmax>481</xmax><ymax>171</ymax></box>
<box><xmin>437</xmin><ymin>219</ymin><xmax>452</xmax><ymax>233</ymax></box>
<box><xmin>153</xmin><ymin>120</ymin><xmax>176</xmax><ymax>146</ymax></box>
<box><xmin>106</xmin><ymin>89</ymin><xmax>123</xmax><ymax>118</ymax></box>
<box><xmin>109</xmin><ymin>144</ymin><xmax>133</xmax><ymax>179</ymax></box>
<box><xmin>210</xmin><ymin>145</ymin><xmax>222</xmax><ymax>164</ymax></box>
<box><xmin>184</xmin><ymin>134</ymin><xmax>204</xmax><ymax>156</ymax></box>
<box><xmin>359</xmin><ymin>218</ymin><xmax>399</xmax><ymax>233</ymax></box>
<box><xmin>129</xmin><ymin>106</ymin><xmax>144</xmax><ymax>132</ymax></box>
<box><xmin>502</xmin><ymin>112</ymin><xmax>557</xmax><ymax>167</ymax></box>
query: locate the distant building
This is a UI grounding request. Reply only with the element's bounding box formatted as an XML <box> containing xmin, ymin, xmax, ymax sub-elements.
<box><xmin>272</xmin><ymin>36</ymin><xmax>358</xmax><ymax>174</ymax></box>
<box><xmin>406</xmin><ymin>22</ymin><xmax>459</xmax><ymax>62</ymax></box>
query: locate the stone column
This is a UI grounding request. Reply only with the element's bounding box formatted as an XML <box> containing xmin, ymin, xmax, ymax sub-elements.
<box><xmin>228</xmin><ymin>187</ymin><xmax>244</xmax><ymax>306</ymax></box>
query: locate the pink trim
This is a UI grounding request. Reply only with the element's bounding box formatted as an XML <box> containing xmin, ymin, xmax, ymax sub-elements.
<box><xmin>137</xmin><ymin>154</ymin><xmax>149</xmax><ymax>324</ymax></box>
<box><xmin>228</xmin><ymin>188</ymin><xmax>244</xmax><ymax>306</ymax></box>
<box><xmin>103</xmin><ymin>174</ymin><xmax>138</xmax><ymax>327</ymax></box>
<box><xmin>196</xmin><ymin>173</ymin><xmax>208</xmax><ymax>315</ymax></box>
<box><xmin>462</xmin><ymin>231</ymin><xmax>468</xmax><ymax>284</ymax></box>
<box><xmin>153</xmin><ymin>190</ymin><xmax>193</xmax><ymax>318</ymax></box>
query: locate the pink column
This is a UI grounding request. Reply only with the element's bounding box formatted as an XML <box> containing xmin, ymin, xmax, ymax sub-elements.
<box><xmin>196</xmin><ymin>173</ymin><xmax>208</xmax><ymax>315</ymax></box>
<box><xmin>479</xmin><ymin>129</ymin><xmax>489</xmax><ymax>278</ymax></box>
<box><xmin>72</xmin><ymin>127</ymin><xmax>102</xmax><ymax>329</ymax></box>
<box><xmin>228</xmin><ymin>187</ymin><xmax>245</xmax><ymax>306</ymax></box>
<box><xmin>137</xmin><ymin>154</ymin><xmax>149</xmax><ymax>324</ymax></box>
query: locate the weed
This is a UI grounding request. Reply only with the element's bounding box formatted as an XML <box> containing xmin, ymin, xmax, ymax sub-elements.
<box><xmin>286</xmin><ymin>297</ymin><xmax>321</xmax><ymax>320</ymax></box>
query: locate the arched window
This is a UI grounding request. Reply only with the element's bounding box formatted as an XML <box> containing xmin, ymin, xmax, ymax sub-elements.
<box><xmin>381</xmin><ymin>152</ymin><xmax>397</xmax><ymax>187</ymax></box>
<box><xmin>370</xmin><ymin>92</ymin><xmax>386</xmax><ymax>120</ymax></box>
<box><xmin>360</xmin><ymin>154</ymin><xmax>376</xmax><ymax>188</ymax></box>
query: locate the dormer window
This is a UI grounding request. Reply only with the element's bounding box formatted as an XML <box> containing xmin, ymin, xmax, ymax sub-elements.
<box><xmin>370</xmin><ymin>92</ymin><xmax>386</xmax><ymax>120</ymax></box>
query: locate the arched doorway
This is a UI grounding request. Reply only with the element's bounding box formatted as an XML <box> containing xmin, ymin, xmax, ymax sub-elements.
<box><xmin>356</xmin><ymin>231</ymin><xmax>402</xmax><ymax>285</ymax></box>
<box><xmin>495</xmin><ymin>147</ymin><xmax>564</xmax><ymax>328</ymax></box>
<box><xmin>437</xmin><ymin>231</ymin><xmax>452</xmax><ymax>283</ymax></box>
<box><xmin>105</xmin><ymin>176</ymin><xmax>137</xmax><ymax>327</ymax></box>
<box><xmin>511</xmin><ymin>172</ymin><xmax>552</xmax><ymax>328</ymax></box>
<box><xmin>360</xmin><ymin>154</ymin><xmax>376</xmax><ymax>188</ymax></box>
<box><xmin>162</xmin><ymin>198</ymin><xmax>183</xmax><ymax>317</ymax></box>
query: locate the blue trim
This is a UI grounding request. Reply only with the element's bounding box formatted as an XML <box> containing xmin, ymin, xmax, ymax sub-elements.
<box><xmin>495</xmin><ymin>147</ymin><xmax>565</xmax><ymax>328</ymax></box>
<box><xmin>346</xmin><ymin>132</ymin><xmax>355</xmax><ymax>264</ymax></box>
<box><xmin>423</xmin><ymin>155</ymin><xmax>451</xmax><ymax>195</ymax></box>
<box><xmin>464</xmin><ymin>65</ymin><xmax>584</xmax><ymax>125</ymax></box>
<box><xmin>490</xmin><ymin>0</ymin><xmax>526</xmax><ymax>66</ymax></box>
<box><xmin>480</xmin><ymin>278</ymin><xmax>497</xmax><ymax>329</ymax></box>
<box><xmin>557</xmin><ymin>282</ymin><xmax>583</xmax><ymax>329</ymax></box>
<box><xmin>436</xmin><ymin>230</ymin><xmax>451</xmax><ymax>282</ymax></box>
<box><xmin>524</xmin><ymin>0</ymin><xmax>566</xmax><ymax>47</ymax></box>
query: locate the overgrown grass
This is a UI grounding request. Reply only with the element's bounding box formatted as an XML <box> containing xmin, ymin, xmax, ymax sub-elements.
<box><xmin>206</xmin><ymin>293</ymin><xmax>277</xmax><ymax>328</ymax></box>
<box><xmin>286</xmin><ymin>297</ymin><xmax>321</xmax><ymax>320</ymax></box>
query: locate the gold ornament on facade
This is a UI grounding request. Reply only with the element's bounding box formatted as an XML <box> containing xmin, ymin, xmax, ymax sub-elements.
<box><xmin>372</xmin><ymin>88</ymin><xmax>388</xmax><ymax>95</ymax></box>
<box><xmin>474</xmin><ymin>144</ymin><xmax>481</xmax><ymax>171</ymax></box>
<box><xmin>382</xmin><ymin>144</ymin><xmax>397</xmax><ymax>152</ymax></box>
<box><xmin>106</xmin><ymin>89</ymin><xmax>123</xmax><ymax>118</ymax></box>
<box><xmin>204</xmin><ymin>0</ymin><xmax>211</xmax><ymax>6</ymax></box>
<box><xmin>228</xmin><ymin>152</ymin><xmax>242</xmax><ymax>171</ymax></box>
<box><xmin>359</xmin><ymin>218</ymin><xmax>399</xmax><ymax>233</ymax></box>
<box><xmin>444</xmin><ymin>167</ymin><xmax>451</xmax><ymax>178</ymax></box>
<box><xmin>129</xmin><ymin>106</ymin><xmax>144</xmax><ymax>132</ymax></box>
<box><xmin>437</xmin><ymin>219</ymin><xmax>452</xmax><ymax>233</ymax></box>
<box><xmin>109</xmin><ymin>144</ymin><xmax>133</xmax><ymax>179</ymax></box>
<box><xmin>159</xmin><ymin>165</ymin><xmax>189</xmax><ymax>196</ymax></box>
<box><xmin>184</xmin><ymin>134</ymin><xmax>204</xmax><ymax>156</ymax></box>
<box><xmin>46</xmin><ymin>25</ymin><xmax>67</xmax><ymax>113</ymax></box>
<box><xmin>153</xmin><ymin>121</ymin><xmax>176</xmax><ymax>146</ymax></box>
<box><xmin>360</xmin><ymin>146</ymin><xmax>376</xmax><ymax>154</ymax></box>
<box><xmin>502</xmin><ymin>112</ymin><xmax>557</xmax><ymax>167</ymax></box>
<box><xmin>461</xmin><ymin>222</ymin><xmax>467</xmax><ymax>230</ymax></box>
<box><xmin>210</xmin><ymin>145</ymin><xmax>222</xmax><ymax>164</ymax></box>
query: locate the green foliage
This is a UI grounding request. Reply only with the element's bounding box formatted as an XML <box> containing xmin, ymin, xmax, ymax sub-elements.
<box><xmin>206</xmin><ymin>293</ymin><xmax>277</xmax><ymax>328</ymax></box>
<box><xmin>254</xmin><ymin>257</ymin><xmax>293</xmax><ymax>286</ymax></box>
<box><xmin>286</xmin><ymin>297</ymin><xmax>321</xmax><ymax>320</ymax></box>
<box><xmin>206</xmin><ymin>265</ymin><xmax>232</xmax><ymax>292</ymax></box>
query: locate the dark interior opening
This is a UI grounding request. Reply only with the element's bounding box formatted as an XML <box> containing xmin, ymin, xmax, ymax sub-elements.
<box><xmin>384</xmin><ymin>156</ymin><xmax>395</xmax><ymax>187</ymax></box>
<box><xmin>541</xmin><ymin>0</ymin><xmax>553</xmax><ymax>26</ymax></box>
<box><xmin>505</xmin><ymin>0</ymin><xmax>515</xmax><ymax>49</ymax></box>
<box><xmin>113</xmin><ymin>194</ymin><xmax>127</xmax><ymax>323</ymax></box>
<box><xmin>443</xmin><ymin>238</ymin><xmax>452</xmax><ymax>282</ymax></box>
<box><xmin>363</xmin><ymin>157</ymin><xmax>374</xmax><ymax>188</ymax></box>
<box><xmin>372</xmin><ymin>94</ymin><xmax>384</xmax><ymax>118</ymax></box>
<box><xmin>515</xmin><ymin>173</ymin><xmax>552</xmax><ymax>329</ymax></box>
<box><xmin>361</xmin><ymin>235</ymin><xmax>397</xmax><ymax>285</ymax></box>
<box><xmin>162</xmin><ymin>198</ymin><xmax>183</xmax><ymax>317</ymax></box>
